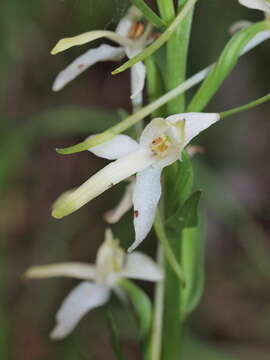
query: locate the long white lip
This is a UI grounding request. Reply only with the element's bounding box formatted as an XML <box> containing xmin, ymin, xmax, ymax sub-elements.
<box><xmin>52</xmin><ymin>148</ymin><xmax>154</xmax><ymax>219</ymax></box>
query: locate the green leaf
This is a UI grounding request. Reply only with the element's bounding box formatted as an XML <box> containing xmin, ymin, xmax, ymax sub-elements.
<box><xmin>180</xmin><ymin>194</ymin><xmax>204</xmax><ymax>318</ymax></box>
<box><xmin>112</xmin><ymin>0</ymin><xmax>198</xmax><ymax>75</ymax></box>
<box><xmin>118</xmin><ymin>279</ymin><xmax>152</xmax><ymax>339</ymax></box>
<box><xmin>181</xmin><ymin>218</ymin><xmax>204</xmax><ymax>317</ymax></box>
<box><xmin>166</xmin><ymin>190</ymin><xmax>201</xmax><ymax>231</ymax></box>
<box><xmin>106</xmin><ymin>312</ymin><xmax>127</xmax><ymax>360</ymax></box>
<box><xmin>180</xmin><ymin>191</ymin><xmax>201</xmax><ymax>228</ymax></box>
<box><xmin>164</xmin><ymin>152</ymin><xmax>194</xmax><ymax>217</ymax></box>
<box><xmin>176</xmin><ymin>152</ymin><xmax>194</xmax><ymax>207</ymax></box>
<box><xmin>188</xmin><ymin>21</ymin><xmax>270</xmax><ymax>112</ymax></box>
<box><xmin>131</xmin><ymin>0</ymin><xmax>167</xmax><ymax>29</ymax></box>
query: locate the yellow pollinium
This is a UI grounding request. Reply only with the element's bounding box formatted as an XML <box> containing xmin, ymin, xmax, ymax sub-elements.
<box><xmin>128</xmin><ymin>22</ymin><xmax>145</xmax><ymax>40</ymax></box>
<box><xmin>151</xmin><ymin>135</ymin><xmax>172</xmax><ymax>157</ymax></box>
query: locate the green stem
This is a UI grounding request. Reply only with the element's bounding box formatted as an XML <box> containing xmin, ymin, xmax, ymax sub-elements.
<box><xmin>131</xmin><ymin>0</ymin><xmax>167</xmax><ymax>29</ymax></box>
<box><xmin>156</xmin><ymin>0</ymin><xmax>175</xmax><ymax>22</ymax></box>
<box><xmin>166</xmin><ymin>0</ymin><xmax>194</xmax><ymax>114</ymax></box>
<box><xmin>147</xmin><ymin>245</ymin><xmax>164</xmax><ymax>360</ymax></box>
<box><xmin>220</xmin><ymin>92</ymin><xmax>270</xmax><ymax>118</ymax></box>
<box><xmin>162</xmin><ymin>229</ymin><xmax>183</xmax><ymax>359</ymax></box>
<box><xmin>161</xmin><ymin>1</ymin><xmax>196</xmax><ymax>359</ymax></box>
<box><xmin>154</xmin><ymin>211</ymin><xmax>185</xmax><ymax>285</ymax></box>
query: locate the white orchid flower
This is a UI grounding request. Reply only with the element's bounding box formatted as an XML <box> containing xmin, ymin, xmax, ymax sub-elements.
<box><xmin>52</xmin><ymin>113</ymin><xmax>220</xmax><ymax>251</ymax></box>
<box><xmin>25</xmin><ymin>229</ymin><xmax>162</xmax><ymax>340</ymax></box>
<box><xmin>52</xmin><ymin>6</ymin><xmax>153</xmax><ymax>104</ymax></box>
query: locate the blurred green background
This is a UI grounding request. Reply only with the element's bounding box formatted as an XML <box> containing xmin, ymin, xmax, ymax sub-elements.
<box><xmin>1</xmin><ymin>0</ymin><xmax>270</xmax><ymax>359</ymax></box>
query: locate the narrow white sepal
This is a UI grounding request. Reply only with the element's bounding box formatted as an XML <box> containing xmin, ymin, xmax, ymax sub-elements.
<box><xmin>50</xmin><ymin>281</ymin><xmax>110</xmax><ymax>340</ymax></box>
<box><xmin>52</xmin><ymin>44</ymin><xmax>125</xmax><ymax>91</ymax></box>
<box><xmin>129</xmin><ymin>166</ymin><xmax>162</xmax><ymax>252</ymax></box>
<box><xmin>123</xmin><ymin>252</ymin><xmax>163</xmax><ymax>281</ymax></box>
<box><xmin>239</xmin><ymin>0</ymin><xmax>270</xmax><ymax>12</ymax></box>
<box><xmin>130</xmin><ymin>61</ymin><xmax>146</xmax><ymax>101</ymax></box>
<box><xmin>51</xmin><ymin>30</ymin><xmax>133</xmax><ymax>55</ymax></box>
<box><xmin>166</xmin><ymin>112</ymin><xmax>220</xmax><ymax>147</ymax></box>
<box><xmin>25</xmin><ymin>263</ymin><xmax>96</xmax><ymax>280</ymax></box>
<box><xmin>126</xmin><ymin>46</ymin><xmax>146</xmax><ymax>102</ymax></box>
<box><xmin>104</xmin><ymin>180</ymin><xmax>134</xmax><ymax>223</ymax></box>
<box><xmin>89</xmin><ymin>134</ymin><xmax>139</xmax><ymax>160</ymax></box>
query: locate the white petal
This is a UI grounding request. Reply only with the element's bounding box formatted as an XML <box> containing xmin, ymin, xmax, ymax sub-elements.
<box><xmin>139</xmin><ymin>118</ymin><xmax>170</xmax><ymax>146</ymax></box>
<box><xmin>130</xmin><ymin>61</ymin><xmax>146</xmax><ymax>102</ymax></box>
<box><xmin>51</xmin><ymin>30</ymin><xmax>133</xmax><ymax>55</ymax></box>
<box><xmin>50</xmin><ymin>281</ymin><xmax>110</xmax><ymax>340</ymax></box>
<box><xmin>126</xmin><ymin>45</ymin><xmax>146</xmax><ymax>102</ymax></box>
<box><xmin>123</xmin><ymin>252</ymin><xmax>163</xmax><ymax>281</ymax></box>
<box><xmin>115</xmin><ymin>6</ymin><xmax>142</xmax><ymax>37</ymax></box>
<box><xmin>52</xmin><ymin>148</ymin><xmax>154</xmax><ymax>219</ymax></box>
<box><xmin>229</xmin><ymin>20</ymin><xmax>252</xmax><ymax>35</ymax></box>
<box><xmin>52</xmin><ymin>44</ymin><xmax>125</xmax><ymax>91</ymax></box>
<box><xmin>104</xmin><ymin>180</ymin><xmax>134</xmax><ymax>223</ymax></box>
<box><xmin>25</xmin><ymin>263</ymin><xmax>96</xmax><ymax>280</ymax></box>
<box><xmin>129</xmin><ymin>166</ymin><xmax>162</xmax><ymax>252</ymax></box>
<box><xmin>89</xmin><ymin>135</ymin><xmax>139</xmax><ymax>160</ymax></box>
<box><xmin>239</xmin><ymin>0</ymin><xmax>270</xmax><ymax>12</ymax></box>
<box><xmin>166</xmin><ymin>112</ymin><xmax>220</xmax><ymax>147</ymax></box>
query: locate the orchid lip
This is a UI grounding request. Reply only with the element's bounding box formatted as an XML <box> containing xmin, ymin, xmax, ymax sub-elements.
<box><xmin>52</xmin><ymin>148</ymin><xmax>154</xmax><ymax>219</ymax></box>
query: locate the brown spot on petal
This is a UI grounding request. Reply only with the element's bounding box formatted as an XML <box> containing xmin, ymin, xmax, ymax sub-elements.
<box><xmin>78</xmin><ymin>64</ymin><xmax>85</xmax><ymax>70</ymax></box>
<box><xmin>134</xmin><ymin>210</ymin><xmax>139</xmax><ymax>218</ymax></box>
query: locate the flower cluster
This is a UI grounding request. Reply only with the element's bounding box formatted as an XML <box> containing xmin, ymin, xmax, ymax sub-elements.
<box><xmin>25</xmin><ymin>5</ymin><xmax>221</xmax><ymax>339</ymax></box>
<box><xmin>25</xmin><ymin>1</ymin><xmax>267</xmax><ymax>341</ymax></box>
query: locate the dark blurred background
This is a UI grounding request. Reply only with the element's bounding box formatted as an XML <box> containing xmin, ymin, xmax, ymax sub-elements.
<box><xmin>1</xmin><ymin>0</ymin><xmax>270</xmax><ymax>359</ymax></box>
